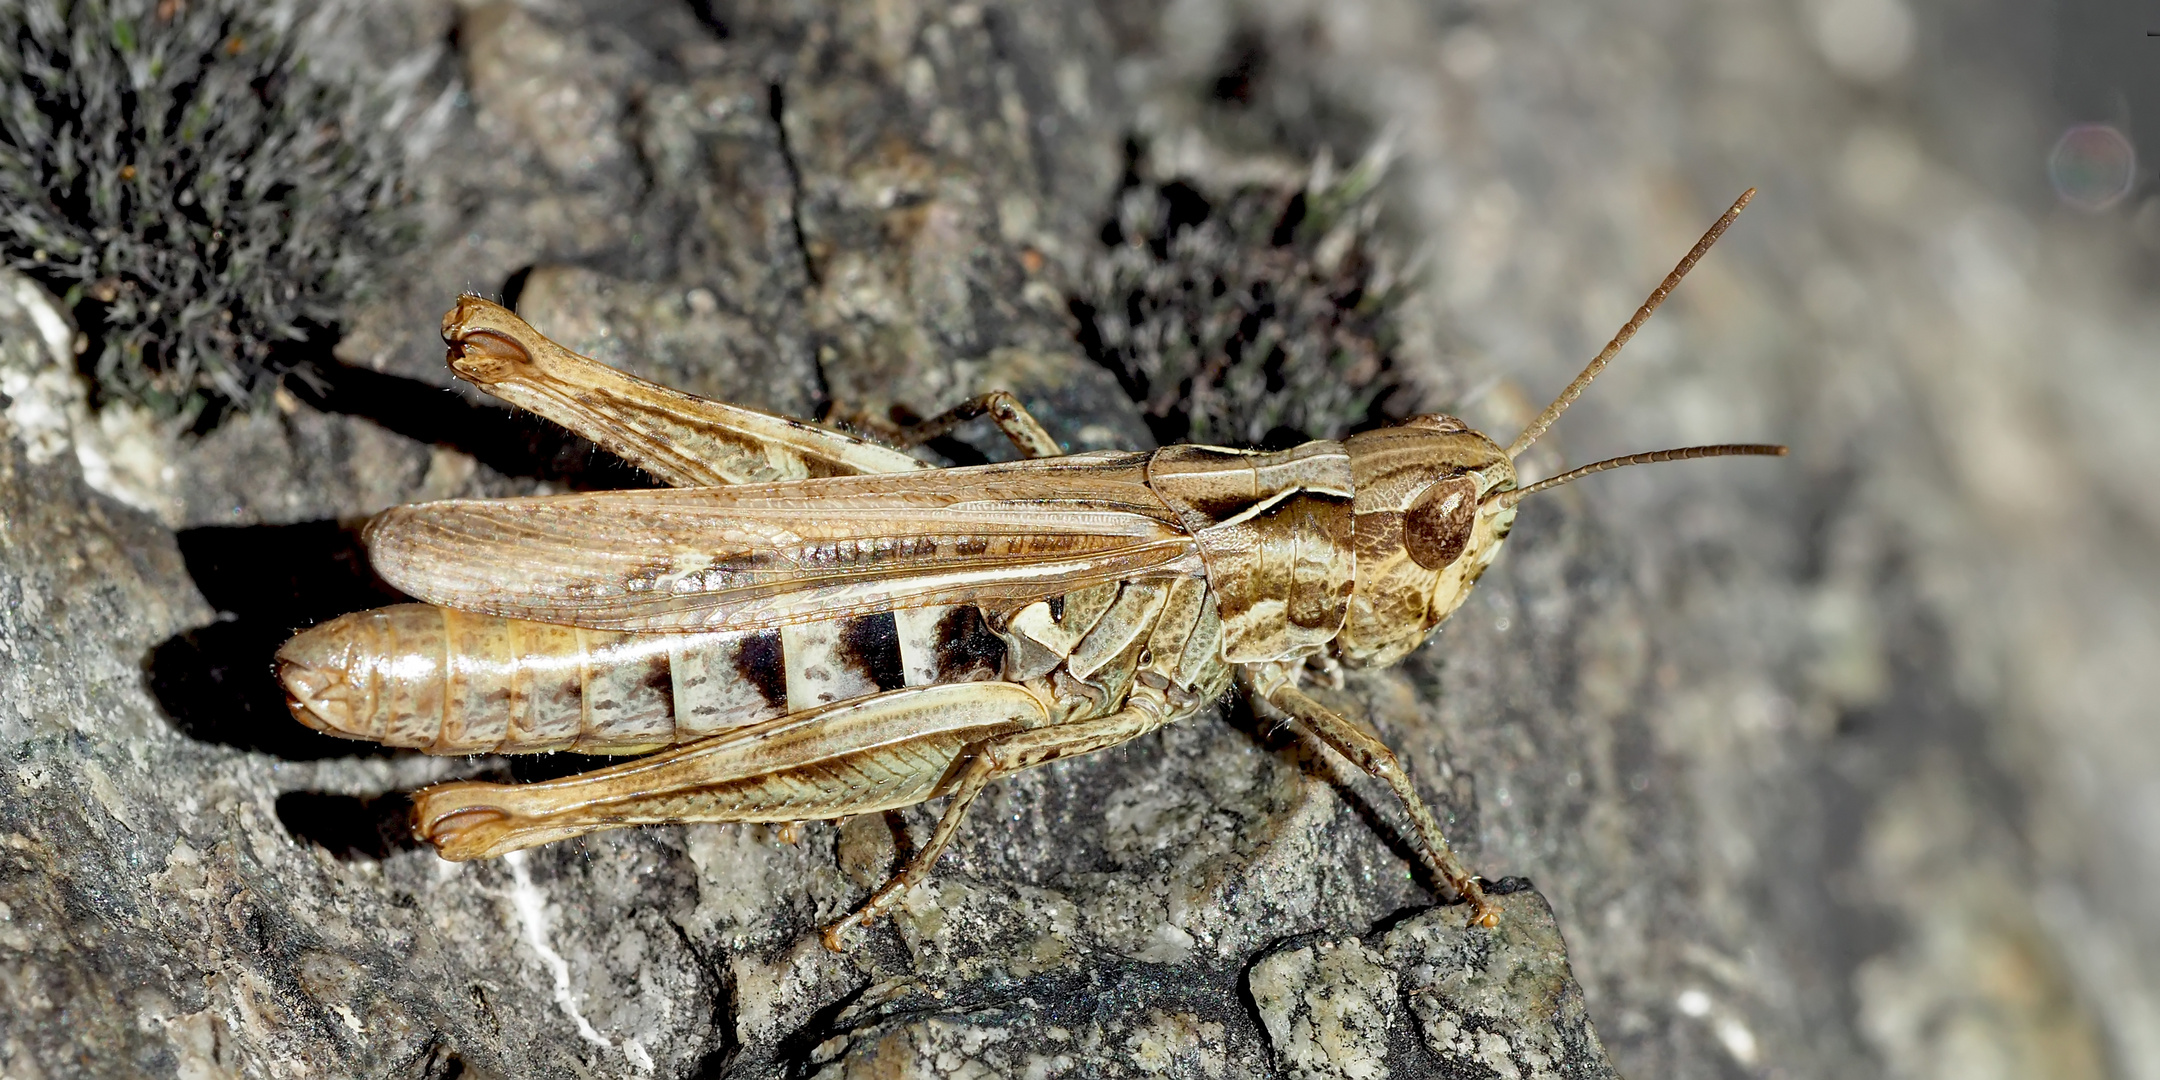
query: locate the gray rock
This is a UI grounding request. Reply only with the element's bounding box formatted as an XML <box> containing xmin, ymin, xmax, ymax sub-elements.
<box><xmin>6</xmin><ymin>0</ymin><xmax>2155</xmax><ymax>1077</ymax></box>
<box><xmin>1248</xmin><ymin>891</ymin><xmax>1614</xmax><ymax>1080</ymax></box>
<box><xmin>1250</xmin><ymin>936</ymin><xmax>1400</xmax><ymax>1078</ymax></box>
<box><xmin>1383</xmin><ymin>894</ymin><xmax>1616</xmax><ymax>1079</ymax></box>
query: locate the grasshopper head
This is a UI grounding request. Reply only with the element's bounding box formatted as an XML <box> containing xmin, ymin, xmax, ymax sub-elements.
<box><xmin>1334</xmin><ymin>416</ymin><xmax>1519</xmax><ymax>668</ymax></box>
<box><xmin>1330</xmin><ymin>190</ymin><xmax>1789</xmax><ymax>668</ymax></box>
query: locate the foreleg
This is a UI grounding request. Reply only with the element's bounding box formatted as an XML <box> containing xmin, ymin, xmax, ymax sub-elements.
<box><xmin>1264</xmin><ymin>683</ymin><xmax>1498</xmax><ymax>928</ymax></box>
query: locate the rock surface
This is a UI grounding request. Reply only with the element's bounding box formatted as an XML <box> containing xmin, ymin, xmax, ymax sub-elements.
<box><xmin>5</xmin><ymin>0</ymin><xmax>2158</xmax><ymax>1078</ymax></box>
<box><xmin>1249</xmin><ymin>890</ymin><xmax>1615</xmax><ymax>1080</ymax></box>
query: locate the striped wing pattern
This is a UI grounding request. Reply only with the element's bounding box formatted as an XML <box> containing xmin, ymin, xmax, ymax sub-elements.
<box><xmin>366</xmin><ymin>453</ymin><xmax>1205</xmax><ymax>632</ymax></box>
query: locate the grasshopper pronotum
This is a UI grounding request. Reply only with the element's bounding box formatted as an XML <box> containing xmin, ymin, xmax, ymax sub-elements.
<box><xmin>278</xmin><ymin>190</ymin><xmax>1783</xmax><ymax>947</ymax></box>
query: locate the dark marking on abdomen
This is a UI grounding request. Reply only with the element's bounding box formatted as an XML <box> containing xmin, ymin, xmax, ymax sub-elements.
<box><xmin>641</xmin><ymin>652</ymin><xmax>675</xmax><ymax>721</ymax></box>
<box><xmin>841</xmin><ymin>612</ymin><xmax>906</xmax><ymax>693</ymax></box>
<box><xmin>938</xmin><ymin>607</ymin><xmax>1005</xmax><ymax>682</ymax></box>
<box><xmin>735</xmin><ymin>629</ymin><xmax>787</xmax><ymax>710</ymax></box>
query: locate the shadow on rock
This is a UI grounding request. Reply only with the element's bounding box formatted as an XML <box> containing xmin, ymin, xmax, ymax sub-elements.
<box><xmin>275</xmin><ymin>791</ymin><xmax>425</xmax><ymax>859</ymax></box>
<box><xmin>271</xmin><ymin>752</ymin><xmax>653</xmax><ymax>860</ymax></box>
<box><xmin>149</xmin><ymin>353</ymin><xmax>663</xmax><ymax>760</ymax></box>
<box><xmin>150</xmin><ymin>519</ymin><xmax>408</xmax><ymax>760</ymax></box>
<box><xmin>1220</xmin><ymin>693</ymin><xmax>1449</xmax><ymax>898</ymax></box>
<box><xmin>283</xmin><ymin>358</ymin><xmax>657</xmax><ymax>491</ymax></box>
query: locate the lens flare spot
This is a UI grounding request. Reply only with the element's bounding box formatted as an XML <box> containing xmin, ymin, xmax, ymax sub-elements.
<box><xmin>2048</xmin><ymin>124</ymin><xmax>2135</xmax><ymax>212</ymax></box>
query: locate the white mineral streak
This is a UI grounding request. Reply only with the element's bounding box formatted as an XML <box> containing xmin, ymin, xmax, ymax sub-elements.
<box><xmin>0</xmin><ymin>269</ymin><xmax>183</xmax><ymax>523</ymax></box>
<box><xmin>0</xmin><ymin>271</ymin><xmax>82</xmax><ymax>466</ymax></box>
<box><xmin>503</xmin><ymin>851</ymin><xmax>614</xmax><ymax>1052</ymax></box>
<box><xmin>73</xmin><ymin>400</ymin><xmax>185</xmax><ymax>524</ymax></box>
<box><xmin>162</xmin><ymin>1007</ymin><xmax>235</xmax><ymax>1080</ymax></box>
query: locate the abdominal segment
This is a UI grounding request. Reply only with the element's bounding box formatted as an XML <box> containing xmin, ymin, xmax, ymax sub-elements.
<box><xmin>277</xmin><ymin>603</ymin><xmax>1004</xmax><ymax>755</ymax></box>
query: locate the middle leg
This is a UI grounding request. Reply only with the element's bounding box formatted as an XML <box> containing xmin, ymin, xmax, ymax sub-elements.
<box><xmin>822</xmin><ymin>704</ymin><xmax>1169</xmax><ymax>949</ymax></box>
<box><xmin>889</xmin><ymin>391</ymin><xmax>1064</xmax><ymax>460</ymax></box>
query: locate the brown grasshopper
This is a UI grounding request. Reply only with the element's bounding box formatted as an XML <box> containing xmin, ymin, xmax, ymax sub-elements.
<box><xmin>277</xmin><ymin>190</ymin><xmax>1782</xmax><ymax>948</ymax></box>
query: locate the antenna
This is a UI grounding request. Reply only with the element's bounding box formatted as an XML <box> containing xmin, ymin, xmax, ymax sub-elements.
<box><xmin>1499</xmin><ymin>443</ymin><xmax>1787</xmax><ymax>507</ymax></box>
<box><xmin>1506</xmin><ymin>189</ymin><xmax>1755</xmax><ymax>459</ymax></box>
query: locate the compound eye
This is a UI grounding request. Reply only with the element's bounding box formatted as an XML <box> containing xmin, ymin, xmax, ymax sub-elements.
<box><xmin>1404</xmin><ymin>475</ymin><xmax>1478</xmax><ymax>570</ymax></box>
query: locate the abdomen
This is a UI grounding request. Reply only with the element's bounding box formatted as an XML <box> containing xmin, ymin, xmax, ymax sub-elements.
<box><xmin>277</xmin><ymin>603</ymin><xmax>1004</xmax><ymax>754</ymax></box>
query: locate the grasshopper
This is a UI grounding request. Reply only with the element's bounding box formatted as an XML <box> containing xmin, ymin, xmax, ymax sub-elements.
<box><xmin>277</xmin><ymin>190</ymin><xmax>1783</xmax><ymax>948</ymax></box>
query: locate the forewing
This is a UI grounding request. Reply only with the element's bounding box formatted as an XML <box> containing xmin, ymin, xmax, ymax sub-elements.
<box><xmin>366</xmin><ymin>453</ymin><xmax>1203</xmax><ymax>631</ymax></box>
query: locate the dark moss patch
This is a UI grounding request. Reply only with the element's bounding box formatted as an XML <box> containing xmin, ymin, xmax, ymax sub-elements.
<box><xmin>1072</xmin><ymin>140</ymin><xmax>1412</xmax><ymax>448</ymax></box>
<box><xmin>0</xmin><ymin>0</ymin><xmax>411</xmax><ymax>415</ymax></box>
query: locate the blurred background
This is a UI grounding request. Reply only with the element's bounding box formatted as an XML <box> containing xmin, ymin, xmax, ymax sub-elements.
<box><xmin>1272</xmin><ymin>0</ymin><xmax>2160</xmax><ymax>1073</ymax></box>
<box><xmin>1226</xmin><ymin>0</ymin><xmax>2160</xmax><ymax>1073</ymax></box>
<box><xmin>1</xmin><ymin>0</ymin><xmax>2156</xmax><ymax>1076</ymax></box>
